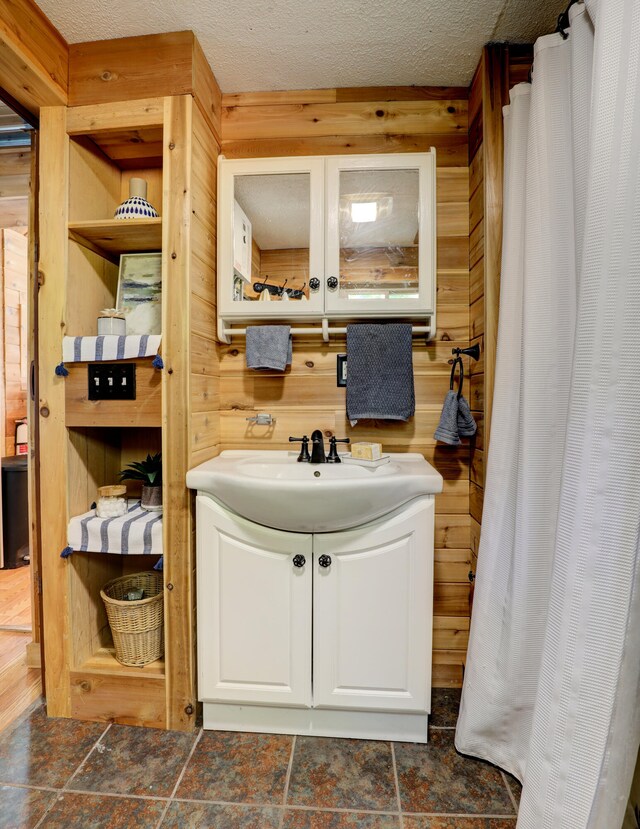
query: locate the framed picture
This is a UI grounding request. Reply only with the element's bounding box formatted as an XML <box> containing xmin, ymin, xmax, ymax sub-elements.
<box><xmin>116</xmin><ymin>253</ymin><xmax>162</xmax><ymax>335</ymax></box>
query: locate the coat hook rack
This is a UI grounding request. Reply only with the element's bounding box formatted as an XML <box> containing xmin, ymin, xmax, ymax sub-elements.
<box><xmin>252</xmin><ymin>277</ymin><xmax>306</xmax><ymax>300</ymax></box>
<box><xmin>451</xmin><ymin>344</ymin><xmax>480</xmax><ymax>361</ymax></box>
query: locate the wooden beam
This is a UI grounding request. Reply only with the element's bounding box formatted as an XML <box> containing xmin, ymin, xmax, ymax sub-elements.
<box><xmin>69</xmin><ymin>32</ymin><xmax>194</xmax><ymax>108</ymax></box>
<box><xmin>162</xmin><ymin>94</ymin><xmax>196</xmax><ymax>731</ymax></box>
<box><xmin>0</xmin><ymin>0</ymin><xmax>68</xmax><ymax>113</ymax></box>
<box><xmin>481</xmin><ymin>45</ymin><xmax>509</xmax><ymax>458</ymax></box>
<box><xmin>37</xmin><ymin>105</ymin><xmax>71</xmax><ymax>716</ymax></box>
<box><xmin>68</xmin><ymin>31</ymin><xmax>223</xmax><ymax>144</ymax></box>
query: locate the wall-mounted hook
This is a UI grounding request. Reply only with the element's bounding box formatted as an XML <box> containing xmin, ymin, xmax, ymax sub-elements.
<box><xmin>452</xmin><ymin>344</ymin><xmax>480</xmax><ymax>362</ymax></box>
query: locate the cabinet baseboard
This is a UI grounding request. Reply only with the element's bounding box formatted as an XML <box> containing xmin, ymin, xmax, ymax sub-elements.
<box><xmin>203</xmin><ymin>702</ymin><xmax>429</xmax><ymax>743</ymax></box>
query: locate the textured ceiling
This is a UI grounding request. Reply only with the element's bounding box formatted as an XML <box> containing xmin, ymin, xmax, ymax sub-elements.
<box><xmin>38</xmin><ymin>0</ymin><xmax>567</xmax><ymax>92</ymax></box>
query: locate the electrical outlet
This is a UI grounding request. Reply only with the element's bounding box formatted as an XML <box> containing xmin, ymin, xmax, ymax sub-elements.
<box><xmin>88</xmin><ymin>363</ymin><xmax>136</xmax><ymax>400</ymax></box>
<box><xmin>337</xmin><ymin>354</ymin><xmax>347</xmax><ymax>387</ymax></box>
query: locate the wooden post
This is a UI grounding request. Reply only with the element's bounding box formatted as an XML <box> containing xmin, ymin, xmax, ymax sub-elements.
<box><xmin>37</xmin><ymin>106</ymin><xmax>71</xmax><ymax>716</ymax></box>
<box><xmin>162</xmin><ymin>95</ymin><xmax>196</xmax><ymax>731</ymax></box>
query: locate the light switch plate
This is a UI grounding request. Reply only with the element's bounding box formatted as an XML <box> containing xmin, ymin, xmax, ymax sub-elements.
<box><xmin>88</xmin><ymin>363</ymin><xmax>136</xmax><ymax>400</ymax></box>
<box><xmin>337</xmin><ymin>354</ymin><xmax>347</xmax><ymax>387</ymax></box>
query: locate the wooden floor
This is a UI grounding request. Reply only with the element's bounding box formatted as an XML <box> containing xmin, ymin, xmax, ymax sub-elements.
<box><xmin>0</xmin><ymin>631</ymin><xmax>41</xmax><ymax>732</ymax></box>
<box><xmin>0</xmin><ymin>567</ymin><xmax>40</xmax><ymax>732</ymax></box>
<box><xmin>0</xmin><ymin>565</ymin><xmax>31</xmax><ymax>627</ymax></box>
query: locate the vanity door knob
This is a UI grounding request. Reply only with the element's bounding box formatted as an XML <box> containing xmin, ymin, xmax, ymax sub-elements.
<box><xmin>309</xmin><ymin>278</ymin><xmax>320</xmax><ymax>291</ymax></box>
<box><xmin>326</xmin><ymin>276</ymin><xmax>338</xmax><ymax>290</ymax></box>
<box><xmin>293</xmin><ymin>554</ymin><xmax>306</xmax><ymax>568</ymax></box>
<box><xmin>318</xmin><ymin>554</ymin><xmax>332</xmax><ymax>568</ymax></box>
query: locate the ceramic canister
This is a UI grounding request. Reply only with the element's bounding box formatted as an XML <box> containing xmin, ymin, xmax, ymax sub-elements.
<box><xmin>114</xmin><ymin>177</ymin><xmax>159</xmax><ymax>219</ymax></box>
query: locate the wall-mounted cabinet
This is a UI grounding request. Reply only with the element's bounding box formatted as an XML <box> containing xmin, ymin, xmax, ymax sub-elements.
<box><xmin>218</xmin><ymin>151</ymin><xmax>437</xmax><ymax>332</ymax></box>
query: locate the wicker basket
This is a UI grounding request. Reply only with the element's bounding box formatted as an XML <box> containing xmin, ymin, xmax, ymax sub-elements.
<box><xmin>100</xmin><ymin>572</ymin><xmax>164</xmax><ymax>666</ymax></box>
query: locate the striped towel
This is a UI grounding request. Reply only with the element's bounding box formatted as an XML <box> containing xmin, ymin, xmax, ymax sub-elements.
<box><xmin>62</xmin><ymin>335</ymin><xmax>162</xmax><ymax>363</ymax></box>
<box><xmin>67</xmin><ymin>502</ymin><xmax>163</xmax><ymax>555</ymax></box>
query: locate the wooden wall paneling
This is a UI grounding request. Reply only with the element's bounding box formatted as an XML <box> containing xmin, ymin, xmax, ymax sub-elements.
<box><xmin>2</xmin><ymin>229</ymin><xmax>28</xmax><ymax>453</ymax></box>
<box><xmin>0</xmin><ymin>146</ymin><xmax>31</xmax><ymax>229</ymax></box>
<box><xmin>192</xmin><ymin>37</ymin><xmax>222</xmax><ymax>145</ymax></box>
<box><xmin>222</xmin><ymin>100</ymin><xmax>467</xmax><ymax>141</ymax></box>
<box><xmin>37</xmin><ymin>105</ymin><xmax>71</xmax><ymax>717</ymax></box>
<box><xmin>221</xmin><ymin>133</ymin><xmax>469</xmax><ymax>166</ymax></box>
<box><xmin>64</xmin><ymin>359</ymin><xmax>162</xmax><ymax>427</ymax></box>
<box><xmin>219</xmin><ymin>87</ymin><xmax>470</xmax><ymax>685</ymax></box>
<box><xmin>162</xmin><ymin>94</ymin><xmax>196</xmax><ymax>731</ymax></box>
<box><xmin>0</xmin><ymin>0</ymin><xmax>68</xmax><ymax>113</ymax></box>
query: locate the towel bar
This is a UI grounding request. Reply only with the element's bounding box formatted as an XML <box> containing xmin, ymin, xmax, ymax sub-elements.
<box><xmin>218</xmin><ymin>317</ymin><xmax>434</xmax><ymax>345</ymax></box>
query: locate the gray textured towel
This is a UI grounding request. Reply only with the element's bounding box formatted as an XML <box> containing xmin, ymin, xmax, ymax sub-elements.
<box><xmin>457</xmin><ymin>394</ymin><xmax>477</xmax><ymax>437</ymax></box>
<box><xmin>246</xmin><ymin>325</ymin><xmax>292</xmax><ymax>371</ymax></box>
<box><xmin>346</xmin><ymin>323</ymin><xmax>415</xmax><ymax>424</ymax></box>
<box><xmin>434</xmin><ymin>390</ymin><xmax>462</xmax><ymax>445</ymax></box>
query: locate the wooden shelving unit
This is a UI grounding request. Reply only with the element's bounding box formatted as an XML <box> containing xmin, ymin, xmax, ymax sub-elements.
<box><xmin>68</xmin><ymin>218</ymin><xmax>162</xmax><ymax>263</ymax></box>
<box><xmin>38</xmin><ymin>90</ymin><xmax>221</xmax><ymax>731</ymax></box>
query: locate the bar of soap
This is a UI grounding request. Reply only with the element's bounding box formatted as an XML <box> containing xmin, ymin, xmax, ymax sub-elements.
<box><xmin>351</xmin><ymin>442</ymin><xmax>383</xmax><ymax>461</ymax></box>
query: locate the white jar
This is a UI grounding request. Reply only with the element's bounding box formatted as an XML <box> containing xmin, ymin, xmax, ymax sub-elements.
<box><xmin>96</xmin><ymin>485</ymin><xmax>128</xmax><ymax>518</ymax></box>
<box><xmin>97</xmin><ymin>316</ymin><xmax>126</xmax><ymax>336</ymax></box>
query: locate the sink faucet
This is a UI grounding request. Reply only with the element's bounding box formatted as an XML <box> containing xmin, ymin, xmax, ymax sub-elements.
<box><xmin>310</xmin><ymin>430</ymin><xmax>326</xmax><ymax>464</ymax></box>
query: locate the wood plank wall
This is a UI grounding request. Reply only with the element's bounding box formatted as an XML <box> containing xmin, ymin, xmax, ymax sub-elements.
<box><xmin>468</xmin><ymin>46</ymin><xmax>532</xmax><ymax>578</ymax></box>
<box><xmin>0</xmin><ymin>146</ymin><xmax>30</xmax><ymax>230</ymax></box>
<box><xmin>219</xmin><ymin>87</ymin><xmax>471</xmax><ymax>687</ymax></box>
<box><xmin>1</xmin><ymin>229</ymin><xmax>28</xmax><ymax>455</ymax></box>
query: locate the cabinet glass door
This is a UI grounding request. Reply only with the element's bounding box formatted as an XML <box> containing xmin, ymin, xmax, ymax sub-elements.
<box><xmin>325</xmin><ymin>153</ymin><xmax>436</xmax><ymax>315</ymax></box>
<box><xmin>218</xmin><ymin>157</ymin><xmax>324</xmax><ymax>317</ymax></box>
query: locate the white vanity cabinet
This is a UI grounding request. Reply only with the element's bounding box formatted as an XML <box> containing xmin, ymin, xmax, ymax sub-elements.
<box><xmin>217</xmin><ymin>151</ymin><xmax>437</xmax><ymax>335</ymax></box>
<box><xmin>196</xmin><ymin>495</ymin><xmax>313</xmax><ymax>708</ymax></box>
<box><xmin>196</xmin><ymin>493</ymin><xmax>435</xmax><ymax>742</ymax></box>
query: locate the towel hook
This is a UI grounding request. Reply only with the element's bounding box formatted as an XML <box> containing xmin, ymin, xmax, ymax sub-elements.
<box><xmin>449</xmin><ymin>356</ymin><xmax>464</xmax><ymax>398</ymax></box>
<box><xmin>451</xmin><ymin>344</ymin><xmax>480</xmax><ymax>362</ymax></box>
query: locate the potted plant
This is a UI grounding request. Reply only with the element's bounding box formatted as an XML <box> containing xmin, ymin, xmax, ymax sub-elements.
<box><xmin>120</xmin><ymin>453</ymin><xmax>162</xmax><ymax>512</ymax></box>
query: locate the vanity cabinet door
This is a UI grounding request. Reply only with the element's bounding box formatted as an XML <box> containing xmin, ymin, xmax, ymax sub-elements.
<box><xmin>324</xmin><ymin>152</ymin><xmax>436</xmax><ymax>316</ymax></box>
<box><xmin>196</xmin><ymin>495</ymin><xmax>313</xmax><ymax>708</ymax></box>
<box><xmin>218</xmin><ymin>156</ymin><xmax>325</xmax><ymax>318</ymax></box>
<box><xmin>313</xmin><ymin>497</ymin><xmax>434</xmax><ymax>713</ymax></box>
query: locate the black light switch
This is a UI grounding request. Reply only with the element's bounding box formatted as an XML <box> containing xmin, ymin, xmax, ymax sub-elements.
<box><xmin>88</xmin><ymin>363</ymin><xmax>136</xmax><ymax>400</ymax></box>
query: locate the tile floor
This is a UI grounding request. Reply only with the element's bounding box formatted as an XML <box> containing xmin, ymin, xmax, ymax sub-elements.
<box><xmin>0</xmin><ymin>691</ymin><xmax>520</xmax><ymax>828</ymax></box>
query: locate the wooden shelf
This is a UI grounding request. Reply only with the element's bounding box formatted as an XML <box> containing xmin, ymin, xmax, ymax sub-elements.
<box><xmin>79</xmin><ymin>647</ymin><xmax>165</xmax><ymax>678</ymax></box>
<box><xmin>68</xmin><ymin>218</ymin><xmax>162</xmax><ymax>263</ymax></box>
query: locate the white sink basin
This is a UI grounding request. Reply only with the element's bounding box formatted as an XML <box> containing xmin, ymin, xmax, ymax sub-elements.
<box><xmin>186</xmin><ymin>450</ymin><xmax>443</xmax><ymax>532</ymax></box>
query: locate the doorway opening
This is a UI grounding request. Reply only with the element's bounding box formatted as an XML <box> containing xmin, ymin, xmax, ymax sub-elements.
<box><xmin>0</xmin><ymin>97</ymin><xmax>40</xmax><ymax>731</ymax></box>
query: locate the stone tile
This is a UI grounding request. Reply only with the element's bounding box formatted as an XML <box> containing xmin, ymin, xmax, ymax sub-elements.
<box><xmin>403</xmin><ymin>819</ymin><xmax>516</xmax><ymax>828</ymax></box>
<box><xmin>0</xmin><ymin>706</ymin><xmax>105</xmax><ymax>788</ymax></box>
<box><xmin>177</xmin><ymin>731</ymin><xmax>292</xmax><ymax>804</ymax></box>
<box><xmin>38</xmin><ymin>792</ymin><xmax>165</xmax><ymax>828</ymax></box>
<box><xmin>162</xmin><ymin>801</ymin><xmax>282</xmax><ymax>828</ymax></box>
<box><xmin>395</xmin><ymin>731</ymin><xmax>514</xmax><ymax>815</ymax></box>
<box><xmin>429</xmin><ymin>689</ymin><xmax>462</xmax><ymax>728</ymax></box>
<box><xmin>283</xmin><ymin>810</ymin><xmax>400</xmax><ymax>828</ymax></box>
<box><xmin>287</xmin><ymin>737</ymin><xmax>396</xmax><ymax>811</ymax></box>
<box><xmin>504</xmin><ymin>773</ymin><xmax>522</xmax><ymax>804</ymax></box>
<box><xmin>71</xmin><ymin>723</ymin><xmax>196</xmax><ymax>797</ymax></box>
<box><xmin>0</xmin><ymin>784</ymin><xmax>56</xmax><ymax>829</ymax></box>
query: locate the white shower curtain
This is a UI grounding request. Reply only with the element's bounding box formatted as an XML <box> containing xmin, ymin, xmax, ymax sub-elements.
<box><xmin>456</xmin><ymin>2</ymin><xmax>640</xmax><ymax>828</ymax></box>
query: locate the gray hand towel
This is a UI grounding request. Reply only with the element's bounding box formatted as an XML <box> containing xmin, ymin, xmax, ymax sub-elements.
<box><xmin>457</xmin><ymin>394</ymin><xmax>477</xmax><ymax>437</ymax></box>
<box><xmin>434</xmin><ymin>390</ymin><xmax>462</xmax><ymax>445</ymax></box>
<box><xmin>346</xmin><ymin>323</ymin><xmax>415</xmax><ymax>424</ymax></box>
<box><xmin>246</xmin><ymin>325</ymin><xmax>292</xmax><ymax>371</ymax></box>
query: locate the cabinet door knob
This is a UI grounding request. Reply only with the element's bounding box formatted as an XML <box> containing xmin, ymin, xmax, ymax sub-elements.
<box><xmin>318</xmin><ymin>554</ymin><xmax>332</xmax><ymax>568</ymax></box>
<box><xmin>309</xmin><ymin>277</ymin><xmax>320</xmax><ymax>291</ymax></box>
<box><xmin>293</xmin><ymin>554</ymin><xmax>306</xmax><ymax>568</ymax></box>
<box><xmin>326</xmin><ymin>276</ymin><xmax>338</xmax><ymax>290</ymax></box>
